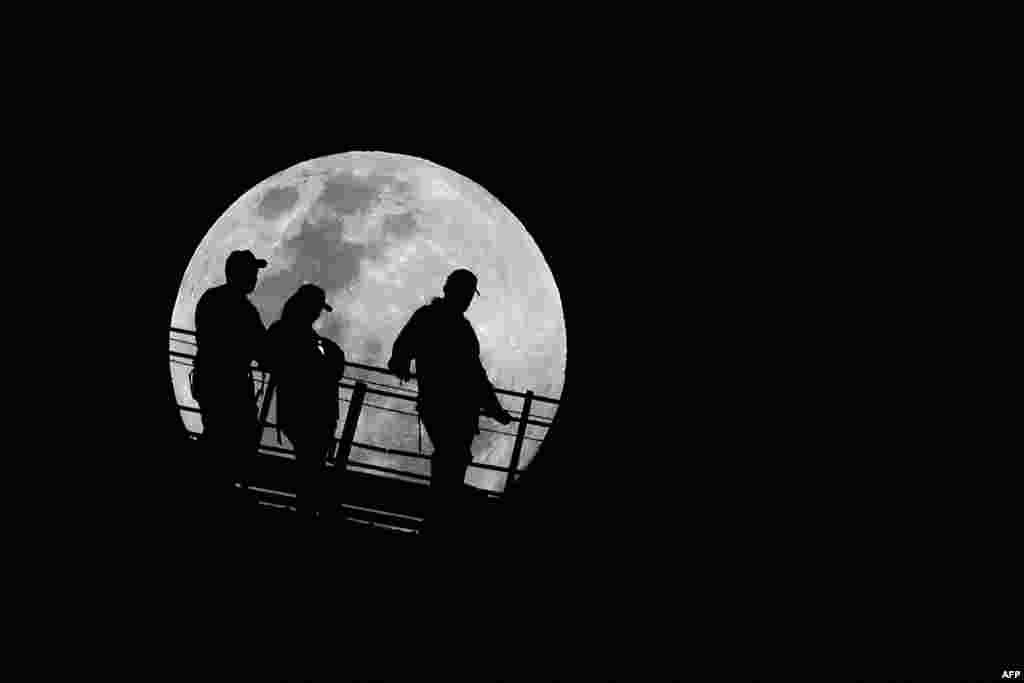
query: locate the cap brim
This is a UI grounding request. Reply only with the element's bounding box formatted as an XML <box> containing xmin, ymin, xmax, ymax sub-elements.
<box><xmin>255</xmin><ymin>259</ymin><xmax>268</xmax><ymax>268</ymax></box>
<box><xmin>322</xmin><ymin>303</ymin><xmax>333</xmax><ymax>312</ymax></box>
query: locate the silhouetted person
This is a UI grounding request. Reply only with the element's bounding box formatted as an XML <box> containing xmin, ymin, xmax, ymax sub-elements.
<box><xmin>264</xmin><ymin>284</ymin><xmax>346</xmax><ymax>520</ymax></box>
<box><xmin>193</xmin><ymin>249</ymin><xmax>268</xmax><ymax>509</ymax></box>
<box><xmin>388</xmin><ymin>269</ymin><xmax>513</xmax><ymax>538</ymax></box>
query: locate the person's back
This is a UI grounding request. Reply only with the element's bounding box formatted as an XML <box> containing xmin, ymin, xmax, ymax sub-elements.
<box><xmin>194</xmin><ymin>282</ymin><xmax>265</xmax><ymax>401</ymax></box>
<box><xmin>388</xmin><ymin>269</ymin><xmax>512</xmax><ymax>537</ymax></box>
<box><xmin>402</xmin><ymin>297</ymin><xmax>487</xmax><ymax>423</ymax></box>
<box><xmin>191</xmin><ymin>249</ymin><xmax>269</xmax><ymax>512</ymax></box>
<box><xmin>262</xmin><ymin>284</ymin><xmax>345</xmax><ymax>520</ymax></box>
<box><xmin>265</xmin><ymin>319</ymin><xmax>344</xmax><ymax>433</ymax></box>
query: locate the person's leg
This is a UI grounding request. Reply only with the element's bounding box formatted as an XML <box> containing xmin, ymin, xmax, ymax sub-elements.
<box><xmin>421</xmin><ymin>415</ymin><xmax>475</xmax><ymax>536</ymax></box>
<box><xmin>323</xmin><ymin>423</ymin><xmax>343</xmax><ymax>521</ymax></box>
<box><xmin>310</xmin><ymin>425</ymin><xmax>337</xmax><ymax>520</ymax></box>
<box><xmin>200</xmin><ymin>406</ymin><xmax>237</xmax><ymax>505</ymax></box>
<box><xmin>447</xmin><ymin>433</ymin><xmax>475</xmax><ymax>526</ymax></box>
<box><xmin>235</xmin><ymin>400</ymin><xmax>261</xmax><ymax>506</ymax></box>
<box><xmin>201</xmin><ymin>396</ymin><xmax>259</xmax><ymax>507</ymax></box>
<box><xmin>287</xmin><ymin>426</ymin><xmax>333</xmax><ymax>520</ymax></box>
<box><xmin>285</xmin><ymin>430</ymin><xmax>311</xmax><ymax>518</ymax></box>
<box><xmin>420</xmin><ymin>415</ymin><xmax>448</xmax><ymax>533</ymax></box>
<box><xmin>222</xmin><ymin>401</ymin><xmax>259</xmax><ymax>512</ymax></box>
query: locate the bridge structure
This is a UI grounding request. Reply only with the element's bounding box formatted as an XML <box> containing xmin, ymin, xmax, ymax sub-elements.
<box><xmin>169</xmin><ymin>326</ymin><xmax>560</xmax><ymax>536</ymax></box>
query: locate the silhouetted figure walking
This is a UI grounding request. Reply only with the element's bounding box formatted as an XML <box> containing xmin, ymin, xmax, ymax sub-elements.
<box><xmin>388</xmin><ymin>269</ymin><xmax>513</xmax><ymax>538</ymax></box>
<box><xmin>193</xmin><ymin>250</ymin><xmax>269</xmax><ymax>510</ymax></box>
<box><xmin>264</xmin><ymin>284</ymin><xmax>346</xmax><ymax>521</ymax></box>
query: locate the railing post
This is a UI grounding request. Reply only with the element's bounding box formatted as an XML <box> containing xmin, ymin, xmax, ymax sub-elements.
<box><xmin>256</xmin><ymin>371</ymin><xmax>276</xmax><ymax>441</ymax></box>
<box><xmin>506</xmin><ymin>390</ymin><xmax>533</xmax><ymax>492</ymax></box>
<box><xmin>335</xmin><ymin>381</ymin><xmax>367</xmax><ymax>474</ymax></box>
<box><xmin>243</xmin><ymin>370</ymin><xmax>275</xmax><ymax>495</ymax></box>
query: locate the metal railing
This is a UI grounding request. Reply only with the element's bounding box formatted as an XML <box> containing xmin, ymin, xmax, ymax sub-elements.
<box><xmin>169</xmin><ymin>326</ymin><xmax>560</xmax><ymax>503</ymax></box>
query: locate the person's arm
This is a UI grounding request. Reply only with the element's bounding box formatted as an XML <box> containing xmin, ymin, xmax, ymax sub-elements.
<box><xmin>250</xmin><ymin>307</ymin><xmax>269</xmax><ymax>370</ymax></box>
<box><xmin>193</xmin><ymin>292</ymin><xmax>223</xmax><ymax>362</ymax></box>
<box><xmin>475</xmin><ymin>360</ymin><xmax>512</xmax><ymax>425</ymax></box>
<box><xmin>319</xmin><ymin>336</ymin><xmax>346</xmax><ymax>381</ymax></box>
<box><xmin>387</xmin><ymin>309</ymin><xmax>422</xmax><ymax>382</ymax></box>
<box><xmin>193</xmin><ymin>293</ymin><xmax>210</xmax><ymax>343</ymax></box>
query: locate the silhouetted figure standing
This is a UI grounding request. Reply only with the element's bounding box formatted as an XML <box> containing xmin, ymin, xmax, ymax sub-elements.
<box><xmin>388</xmin><ymin>269</ymin><xmax>513</xmax><ymax>538</ymax></box>
<box><xmin>264</xmin><ymin>285</ymin><xmax>346</xmax><ymax>520</ymax></box>
<box><xmin>193</xmin><ymin>249</ymin><xmax>268</xmax><ymax>509</ymax></box>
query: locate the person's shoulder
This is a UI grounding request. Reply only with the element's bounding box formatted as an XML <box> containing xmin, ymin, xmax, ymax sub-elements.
<box><xmin>267</xmin><ymin>320</ymin><xmax>296</xmax><ymax>338</ymax></box>
<box><xmin>200</xmin><ymin>283</ymin><xmax>237</xmax><ymax>304</ymax></box>
<box><xmin>320</xmin><ymin>335</ymin><xmax>345</xmax><ymax>357</ymax></box>
<box><xmin>195</xmin><ymin>285</ymin><xmax>225</xmax><ymax>315</ymax></box>
<box><xmin>410</xmin><ymin>301</ymin><xmax>437</xmax><ymax>321</ymax></box>
<box><xmin>197</xmin><ymin>283</ymin><xmax>221</xmax><ymax>302</ymax></box>
<box><xmin>265</xmin><ymin>320</ymin><xmax>290</xmax><ymax>343</ymax></box>
<box><xmin>244</xmin><ymin>296</ymin><xmax>262</xmax><ymax>315</ymax></box>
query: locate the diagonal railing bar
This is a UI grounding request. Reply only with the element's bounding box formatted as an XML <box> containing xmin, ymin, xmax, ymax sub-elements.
<box><xmin>170</xmin><ymin>326</ymin><xmax>560</xmax><ymax>404</ymax></box>
<box><xmin>171</xmin><ymin>324</ymin><xmax>558</xmax><ymax>507</ymax></box>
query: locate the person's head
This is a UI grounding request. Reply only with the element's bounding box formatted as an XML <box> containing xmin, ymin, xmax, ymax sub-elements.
<box><xmin>442</xmin><ymin>268</ymin><xmax>481</xmax><ymax>313</ymax></box>
<box><xmin>280</xmin><ymin>283</ymin><xmax>334</xmax><ymax>326</ymax></box>
<box><xmin>225</xmin><ymin>250</ymin><xmax>268</xmax><ymax>294</ymax></box>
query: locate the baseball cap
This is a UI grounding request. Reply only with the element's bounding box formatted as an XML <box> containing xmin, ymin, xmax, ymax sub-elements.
<box><xmin>226</xmin><ymin>249</ymin><xmax>269</xmax><ymax>271</ymax></box>
<box><xmin>296</xmin><ymin>283</ymin><xmax>333</xmax><ymax>312</ymax></box>
<box><xmin>445</xmin><ymin>268</ymin><xmax>481</xmax><ymax>296</ymax></box>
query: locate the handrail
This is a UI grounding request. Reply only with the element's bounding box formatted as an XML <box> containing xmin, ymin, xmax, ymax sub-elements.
<box><xmin>172</xmin><ymin>323</ymin><xmax>558</xmax><ymax>501</ymax></box>
<box><xmin>173</xmin><ymin>359</ymin><xmax>550</xmax><ymax>432</ymax></box>
<box><xmin>171</xmin><ymin>325</ymin><xmax>560</xmax><ymax>405</ymax></box>
<box><xmin>186</xmin><ymin>425</ymin><xmax>512</xmax><ymax>481</ymax></box>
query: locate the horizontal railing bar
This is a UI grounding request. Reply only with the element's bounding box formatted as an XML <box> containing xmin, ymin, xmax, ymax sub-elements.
<box><xmin>353</xmin><ymin>401</ymin><xmax>419</xmax><ymax>419</ymax></box>
<box><xmin>343</xmin><ymin>502</ymin><xmax>424</xmax><ymax>522</ymax></box>
<box><xmin>348</xmin><ymin>376</ymin><xmax>419</xmax><ymax>395</ymax></box>
<box><xmin>183</xmin><ymin>404</ymin><xmax>545</xmax><ymax>437</ymax></box>
<box><xmin>192</xmin><ymin>434</ymin><xmax>512</xmax><ymax>501</ymax></box>
<box><xmin>250</xmin><ymin>486</ymin><xmax>295</xmax><ymax>499</ymax></box>
<box><xmin>172</xmin><ymin>361</ymin><xmax>550</xmax><ymax>429</ymax></box>
<box><xmin>479</xmin><ymin>430</ymin><xmax>544</xmax><ymax>443</ymax></box>
<box><xmin>247</xmin><ymin>450</ymin><xmax>434</xmax><ymax>485</ymax></box>
<box><xmin>351</xmin><ymin>440</ymin><xmax>430</xmax><ymax>462</ymax></box>
<box><xmin>358</xmin><ymin>386</ymin><xmax>421</xmax><ymax>403</ymax></box>
<box><xmin>188</xmin><ymin>420</ymin><xmax>530</xmax><ymax>475</ymax></box>
<box><xmin>256</xmin><ymin>501</ymin><xmax>293</xmax><ymax>511</ymax></box>
<box><xmin>170</xmin><ymin>325</ymin><xmax>559</xmax><ymax>404</ymax></box>
<box><xmin>343</xmin><ymin>461</ymin><xmax>431</xmax><ymax>481</ymax></box>
<box><xmin>348</xmin><ymin>441</ymin><xmax>522</xmax><ymax>475</ymax></box>
<box><xmin>174</xmin><ymin>369</ymin><xmax>552</xmax><ymax>425</ymax></box>
<box><xmin>468</xmin><ymin>461</ymin><xmax>516</xmax><ymax>474</ymax></box>
<box><xmin>248</xmin><ymin>488</ymin><xmax>425</xmax><ymax>528</ymax></box>
<box><xmin>257</xmin><ymin>445</ymin><xmax>296</xmax><ymax>458</ymax></box>
<box><xmin>185</xmin><ymin>405</ymin><xmax>540</xmax><ymax>471</ymax></box>
<box><xmin>349</xmin><ymin>388</ymin><xmax>542</xmax><ymax>425</ymax></box>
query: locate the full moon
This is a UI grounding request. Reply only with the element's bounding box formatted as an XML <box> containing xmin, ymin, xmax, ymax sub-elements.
<box><xmin>170</xmin><ymin>151</ymin><xmax>566</xmax><ymax>492</ymax></box>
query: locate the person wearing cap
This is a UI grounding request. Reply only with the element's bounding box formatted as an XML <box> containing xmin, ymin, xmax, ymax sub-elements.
<box><xmin>193</xmin><ymin>249</ymin><xmax>269</xmax><ymax>509</ymax></box>
<box><xmin>263</xmin><ymin>284</ymin><xmax>346</xmax><ymax>520</ymax></box>
<box><xmin>387</xmin><ymin>268</ymin><xmax>513</xmax><ymax>537</ymax></box>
